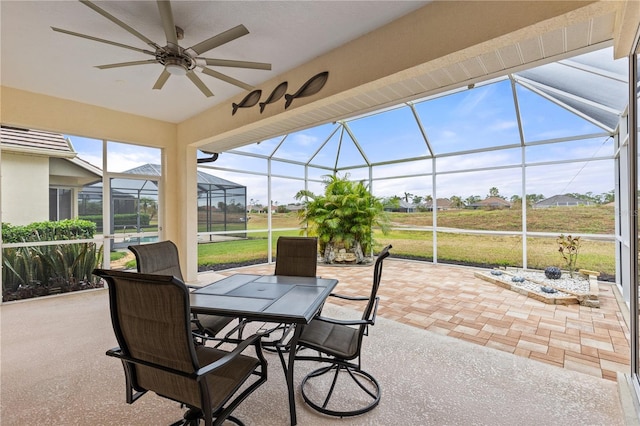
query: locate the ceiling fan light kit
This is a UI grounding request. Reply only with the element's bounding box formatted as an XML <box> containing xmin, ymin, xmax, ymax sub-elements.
<box><xmin>52</xmin><ymin>0</ymin><xmax>271</xmax><ymax>97</ymax></box>
<box><xmin>163</xmin><ymin>56</ymin><xmax>190</xmax><ymax>76</ymax></box>
<box><xmin>165</xmin><ymin>63</ymin><xmax>187</xmax><ymax>76</ymax></box>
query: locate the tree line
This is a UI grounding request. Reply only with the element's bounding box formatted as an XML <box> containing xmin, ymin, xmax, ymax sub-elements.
<box><xmin>385</xmin><ymin>187</ymin><xmax>615</xmax><ymax>209</ymax></box>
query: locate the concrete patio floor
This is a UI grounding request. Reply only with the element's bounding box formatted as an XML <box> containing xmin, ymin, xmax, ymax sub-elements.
<box><xmin>1</xmin><ymin>258</ymin><xmax>636</xmax><ymax>425</ymax></box>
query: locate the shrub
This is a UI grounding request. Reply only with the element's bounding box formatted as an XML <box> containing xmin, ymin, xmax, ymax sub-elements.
<box><xmin>295</xmin><ymin>174</ymin><xmax>390</xmax><ymax>256</ymax></box>
<box><xmin>2</xmin><ymin>219</ymin><xmax>96</xmax><ymax>243</ymax></box>
<box><xmin>2</xmin><ymin>219</ymin><xmax>103</xmax><ymax>301</ymax></box>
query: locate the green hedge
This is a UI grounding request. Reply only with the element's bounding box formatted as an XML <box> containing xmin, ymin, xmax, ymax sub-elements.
<box><xmin>2</xmin><ymin>219</ymin><xmax>103</xmax><ymax>301</ymax></box>
<box><xmin>2</xmin><ymin>219</ymin><xmax>96</xmax><ymax>243</ymax></box>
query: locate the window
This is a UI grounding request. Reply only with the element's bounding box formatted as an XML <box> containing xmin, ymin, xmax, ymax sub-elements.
<box><xmin>49</xmin><ymin>188</ymin><xmax>72</xmax><ymax>221</ymax></box>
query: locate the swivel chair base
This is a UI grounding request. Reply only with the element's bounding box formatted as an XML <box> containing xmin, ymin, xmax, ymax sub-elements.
<box><xmin>300</xmin><ymin>362</ymin><xmax>381</xmax><ymax>417</ymax></box>
<box><xmin>169</xmin><ymin>408</ymin><xmax>244</xmax><ymax>426</ymax></box>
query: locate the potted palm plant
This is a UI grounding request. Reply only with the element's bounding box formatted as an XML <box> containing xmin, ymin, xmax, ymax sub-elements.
<box><xmin>295</xmin><ymin>174</ymin><xmax>390</xmax><ymax>264</ymax></box>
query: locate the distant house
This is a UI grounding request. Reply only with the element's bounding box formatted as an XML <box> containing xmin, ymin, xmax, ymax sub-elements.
<box><xmin>385</xmin><ymin>199</ymin><xmax>419</xmax><ymax>213</ymax></box>
<box><xmin>1</xmin><ymin>126</ymin><xmax>101</xmax><ymax>225</ymax></box>
<box><xmin>469</xmin><ymin>196</ymin><xmax>511</xmax><ymax>209</ymax></box>
<box><xmin>424</xmin><ymin>198</ymin><xmax>453</xmax><ymax>211</ymax></box>
<box><xmin>285</xmin><ymin>204</ymin><xmax>305</xmax><ymax>212</ymax></box>
<box><xmin>128</xmin><ymin>163</ymin><xmax>246</xmax><ymax>221</ymax></box>
<box><xmin>77</xmin><ymin>164</ymin><xmax>247</xmax><ymax>243</ymax></box>
<box><xmin>534</xmin><ymin>194</ymin><xmax>589</xmax><ymax>208</ymax></box>
<box><xmin>384</xmin><ymin>199</ymin><xmax>416</xmax><ymax>213</ymax></box>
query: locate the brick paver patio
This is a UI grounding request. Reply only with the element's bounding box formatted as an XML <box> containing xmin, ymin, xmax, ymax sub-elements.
<box><xmin>209</xmin><ymin>257</ymin><xmax>631</xmax><ymax>381</ymax></box>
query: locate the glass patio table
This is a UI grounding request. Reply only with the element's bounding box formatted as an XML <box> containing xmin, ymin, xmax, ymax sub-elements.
<box><xmin>190</xmin><ymin>274</ymin><xmax>338</xmax><ymax>426</ymax></box>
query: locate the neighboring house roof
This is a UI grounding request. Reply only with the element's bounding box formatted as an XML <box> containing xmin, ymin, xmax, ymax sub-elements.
<box><xmin>471</xmin><ymin>197</ymin><xmax>511</xmax><ymax>208</ymax></box>
<box><xmin>398</xmin><ymin>200</ymin><xmax>417</xmax><ymax>210</ymax></box>
<box><xmin>1</xmin><ymin>126</ymin><xmax>100</xmax><ymax>185</ymax></box>
<box><xmin>125</xmin><ymin>164</ymin><xmax>244</xmax><ymax>189</ymax></box>
<box><xmin>87</xmin><ymin>164</ymin><xmax>245</xmax><ymax>193</ymax></box>
<box><xmin>68</xmin><ymin>156</ymin><xmax>102</xmax><ymax>177</ymax></box>
<box><xmin>534</xmin><ymin>194</ymin><xmax>587</xmax><ymax>208</ymax></box>
<box><xmin>196</xmin><ymin>172</ymin><xmax>245</xmax><ymax>190</ymax></box>
<box><xmin>286</xmin><ymin>204</ymin><xmax>304</xmax><ymax>211</ymax></box>
<box><xmin>0</xmin><ymin>126</ymin><xmax>74</xmax><ymax>158</ymax></box>
<box><xmin>49</xmin><ymin>157</ymin><xmax>102</xmax><ymax>187</ymax></box>
<box><xmin>424</xmin><ymin>198</ymin><xmax>452</xmax><ymax>209</ymax></box>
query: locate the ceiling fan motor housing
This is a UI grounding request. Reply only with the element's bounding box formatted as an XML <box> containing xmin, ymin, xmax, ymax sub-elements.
<box><xmin>157</xmin><ymin>47</ymin><xmax>195</xmax><ymax>75</ymax></box>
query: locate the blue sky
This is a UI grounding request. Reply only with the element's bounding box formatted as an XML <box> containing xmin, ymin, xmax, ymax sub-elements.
<box><xmin>68</xmin><ymin>52</ymin><xmax>621</xmax><ymax>207</ymax></box>
<box><xmin>211</xmin><ymin>77</ymin><xmax>615</xmax><ymax>205</ymax></box>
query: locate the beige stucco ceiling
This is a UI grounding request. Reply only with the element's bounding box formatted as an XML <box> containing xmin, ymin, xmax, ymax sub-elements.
<box><xmin>0</xmin><ymin>1</ymin><xmax>429</xmax><ymax>123</ymax></box>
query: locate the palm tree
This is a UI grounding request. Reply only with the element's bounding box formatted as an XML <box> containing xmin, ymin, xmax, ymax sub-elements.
<box><xmin>139</xmin><ymin>197</ymin><xmax>157</xmax><ymax>221</ymax></box>
<box><xmin>488</xmin><ymin>187</ymin><xmax>501</xmax><ymax>198</ymax></box>
<box><xmin>295</xmin><ymin>174</ymin><xmax>390</xmax><ymax>260</ymax></box>
<box><xmin>450</xmin><ymin>195</ymin><xmax>465</xmax><ymax>209</ymax></box>
<box><xmin>465</xmin><ymin>195</ymin><xmax>481</xmax><ymax>205</ymax></box>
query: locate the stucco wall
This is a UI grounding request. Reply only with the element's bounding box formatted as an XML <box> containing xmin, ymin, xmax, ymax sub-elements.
<box><xmin>1</xmin><ymin>152</ymin><xmax>49</xmax><ymax>225</ymax></box>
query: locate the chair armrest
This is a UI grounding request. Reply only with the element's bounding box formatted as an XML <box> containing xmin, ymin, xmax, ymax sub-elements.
<box><xmin>315</xmin><ymin>295</ymin><xmax>380</xmax><ymax>326</ymax></box>
<box><xmin>106</xmin><ymin>331</ymin><xmax>268</xmax><ymax>381</ymax></box>
<box><xmin>196</xmin><ymin>332</ymin><xmax>267</xmax><ymax>378</ymax></box>
<box><xmin>106</xmin><ymin>347</ymin><xmax>194</xmax><ymax>379</ymax></box>
<box><xmin>313</xmin><ymin>316</ymin><xmax>372</xmax><ymax>327</ymax></box>
<box><xmin>329</xmin><ymin>292</ymin><xmax>369</xmax><ymax>302</ymax></box>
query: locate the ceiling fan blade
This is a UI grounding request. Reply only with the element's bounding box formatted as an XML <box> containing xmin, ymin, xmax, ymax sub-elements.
<box><xmin>153</xmin><ymin>69</ymin><xmax>171</xmax><ymax>90</ymax></box>
<box><xmin>51</xmin><ymin>27</ymin><xmax>155</xmax><ymax>55</ymax></box>
<box><xmin>200</xmin><ymin>67</ymin><xmax>254</xmax><ymax>91</ymax></box>
<box><xmin>199</xmin><ymin>58</ymin><xmax>272</xmax><ymax>71</ymax></box>
<box><xmin>187</xmin><ymin>72</ymin><xmax>214</xmax><ymax>97</ymax></box>
<box><xmin>188</xmin><ymin>25</ymin><xmax>249</xmax><ymax>56</ymax></box>
<box><xmin>96</xmin><ymin>60</ymin><xmax>158</xmax><ymax>69</ymax></box>
<box><xmin>156</xmin><ymin>0</ymin><xmax>179</xmax><ymax>47</ymax></box>
<box><xmin>79</xmin><ymin>0</ymin><xmax>159</xmax><ymax>49</ymax></box>
<box><xmin>201</xmin><ymin>67</ymin><xmax>254</xmax><ymax>91</ymax></box>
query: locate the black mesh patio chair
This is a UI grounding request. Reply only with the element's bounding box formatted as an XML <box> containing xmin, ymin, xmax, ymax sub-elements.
<box><xmin>274</xmin><ymin>236</ymin><xmax>318</xmax><ymax>277</ymax></box>
<box><xmin>294</xmin><ymin>244</ymin><xmax>391</xmax><ymax>417</ymax></box>
<box><xmin>128</xmin><ymin>241</ymin><xmax>234</xmax><ymax>339</ymax></box>
<box><xmin>261</xmin><ymin>237</ymin><xmax>319</xmax><ymax>350</ymax></box>
<box><xmin>93</xmin><ymin>268</ymin><xmax>268</xmax><ymax>426</ymax></box>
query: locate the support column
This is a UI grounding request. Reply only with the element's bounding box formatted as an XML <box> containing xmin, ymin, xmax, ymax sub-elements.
<box><xmin>164</xmin><ymin>143</ymin><xmax>199</xmax><ymax>283</ymax></box>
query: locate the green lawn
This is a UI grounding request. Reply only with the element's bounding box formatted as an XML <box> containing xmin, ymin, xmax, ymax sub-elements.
<box><xmin>196</xmin><ymin>207</ymin><xmax>617</xmax><ymax>277</ymax></box>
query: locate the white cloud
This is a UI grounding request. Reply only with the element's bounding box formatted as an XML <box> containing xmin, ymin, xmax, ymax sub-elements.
<box><xmin>291</xmin><ymin>133</ymin><xmax>317</xmax><ymax>146</ymax></box>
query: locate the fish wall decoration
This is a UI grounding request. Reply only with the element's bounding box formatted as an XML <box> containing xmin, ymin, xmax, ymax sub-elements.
<box><xmin>232</xmin><ymin>89</ymin><xmax>262</xmax><ymax>115</ymax></box>
<box><xmin>259</xmin><ymin>81</ymin><xmax>288</xmax><ymax>113</ymax></box>
<box><xmin>284</xmin><ymin>71</ymin><xmax>329</xmax><ymax>109</ymax></box>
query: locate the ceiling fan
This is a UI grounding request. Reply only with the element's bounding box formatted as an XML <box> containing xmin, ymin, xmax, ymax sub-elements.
<box><xmin>51</xmin><ymin>0</ymin><xmax>271</xmax><ymax>97</ymax></box>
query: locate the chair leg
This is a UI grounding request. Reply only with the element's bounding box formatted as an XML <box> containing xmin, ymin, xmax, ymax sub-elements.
<box><xmin>166</xmin><ymin>408</ymin><xmax>247</xmax><ymax>426</ymax></box>
<box><xmin>226</xmin><ymin>415</ymin><xmax>245</xmax><ymax>425</ymax></box>
<box><xmin>169</xmin><ymin>407</ymin><xmax>203</xmax><ymax>426</ymax></box>
<box><xmin>300</xmin><ymin>362</ymin><xmax>381</xmax><ymax>417</ymax></box>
